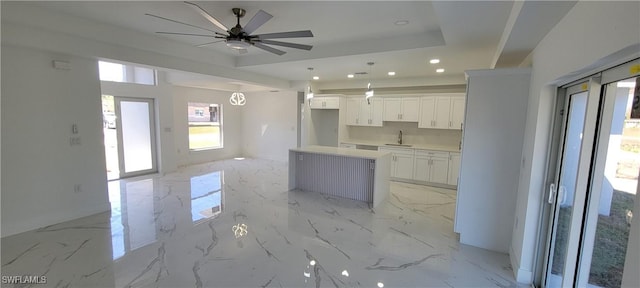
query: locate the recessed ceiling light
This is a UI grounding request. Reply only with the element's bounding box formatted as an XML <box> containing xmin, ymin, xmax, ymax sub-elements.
<box><xmin>394</xmin><ymin>20</ymin><xmax>409</xmax><ymax>26</ymax></box>
<box><xmin>313</xmin><ymin>76</ymin><xmax>319</xmax><ymax>80</ymax></box>
<box><xmin>347</xmin><ymin>74</ymin><xmax>354</xmax><ymax>78</ymax></box>
<box><xmin>436</xmin><ymin>68</ymin><xmax>445</xmax><ymax>73</ymax></box>
<box><xmin>430</xmin><ymin>59</ymin><xmax>440</xmax><ymax>64</ymax></box>
<box><xmin>388</xmin><ymin>72</ymin><xmax>396</xmax><ymax>76</ymax></box>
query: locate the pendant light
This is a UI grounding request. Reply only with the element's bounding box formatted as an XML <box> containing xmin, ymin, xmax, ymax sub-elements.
<box><xmin>307</xmin><ymin>67</ymin><xmax>315</xmax><ymax>102</ymax></box>
<box><xmin>230</xmin><ymin>91</ymin><xmax>246</xmax><ymax>106</ymax></box>
<box><xmin>365</xmin><ymin>62</ymin><xmax>375</xmax><ymax>103</ymax></box>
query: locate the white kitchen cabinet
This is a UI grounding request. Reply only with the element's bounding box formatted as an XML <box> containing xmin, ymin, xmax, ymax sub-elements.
<box><xmin>447</xmin><ymin>152</ymin><xmax>461</xmax><ymax>185</ymax></box>
<box><xmin>378</xmin><ymin>147</ymin><xmax>414</xmax><ymax>179</ymax></box>
<box><xmin>450</xmin><ymin>97</ymin><xmax>466</xmax><ymax>130</ymax></box>
<box><xmin>363</xmin><ymin>98</ymin><xmax>384</xmax><ymax>126</ymax></box>
<box><xmin>418</xmin><ymin>95</ymin><xmax>465</xmax><ymax>129</ymax></box>
<box><xmin>434</xmin><ymin>97</ymin><xmax>451</xmax><ymax>129</ymax></box>
<box><xmin>383</xmin><ymin>97</ymin><xmax>419</xmax><ymax>122</ymax></box>
<box><xmin>346</xmin><ymin>98</ymin><xmax>361</xmax><ymax>125</ymax></box>
<box><xmin>310</xmin><ymin>97</ymin><xmax>340</xmax><ymax>109</ymax></box>
<box><xmin>413</xmin><ymin>149</ymin><xmax>449</xmax><ymax>184</ymax></box>
<box><xmin>346</xmin><ymin>98</ymin><xmax>383</xmax><ymax>126</ymax></box>
<box><xmin>418</xmin><ymin>97</ymin><xmax>436</xmax><ymax>128</ymax></box>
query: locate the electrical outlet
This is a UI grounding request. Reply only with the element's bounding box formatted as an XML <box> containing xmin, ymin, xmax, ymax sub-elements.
<box><xmin>69</xmin><ymin>137</ymin><xmax>81</xmax><ymax>146</ymax></box>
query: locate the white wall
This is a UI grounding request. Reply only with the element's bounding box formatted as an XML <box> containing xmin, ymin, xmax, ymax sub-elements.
<box><xmin>511</xmin><ymin>1</ymin><xmax>640</xmax><ymax>284</ymax></box>
<box><xmin>455</xmin><ymin>68</ymin><xmax>530</xmax><ymax>253</ymax></box>
<box><xmin>241</xmin><ymin>91</ymin><xmax>298</xmax><ymax>162</ymax></box>
<box><xmin>172</xmin><ymin>86</ymin><xmax>243</xmax><ymax>166</ymax></box>
<box><xmin>1</xmin><ymin>45</ymin><xmax>110</xmax><ymax>237</ymax></box>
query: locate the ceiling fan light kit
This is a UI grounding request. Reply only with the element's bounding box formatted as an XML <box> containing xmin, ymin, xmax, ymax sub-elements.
<box><xmin>148</xmin><ymin>2</ymin><xmax>314</xmax><ymax>55</ymax></box>
<box><xmin>226</xmin><ymin>39</ymin><xmax>250</xmax><ymax>50</ymax></box>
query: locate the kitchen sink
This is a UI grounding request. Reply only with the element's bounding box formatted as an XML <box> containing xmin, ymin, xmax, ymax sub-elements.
<box><xmin>384</xmin><ymin>143</ymin><xmax>412</xmax><ymax>147</ymax></box>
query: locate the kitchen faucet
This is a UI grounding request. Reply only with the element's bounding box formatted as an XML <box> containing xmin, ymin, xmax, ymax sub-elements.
<box><xmin>398</xmin><ymin>130</ymin><xmax>403</xmax><ymax>144</ymax></box>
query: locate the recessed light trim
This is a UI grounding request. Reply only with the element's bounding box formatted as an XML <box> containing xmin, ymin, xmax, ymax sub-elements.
<box><xmin>394</xmin><ymin>20</ymin><xmax>409</xmax><ymax>26</ymax></box>
<box><xmin>430</xmin><ymin>59</ymin><xmax>440</xmax><ymax>64</ymax></box>
<box><xmin>347</xmin><ymin>74</ymin><xmax>354</xmax><ymax>78</ymax></box>
<box><xmin>388</xmin><ymin>71</ymin><xmax>396</xmax><ymax>76</ymax></box>
<box><xmin>436</xmin><ymin>68</ymin><xmax>445</xmax><ymax>73</ymax></box>
<box><xmin>313</xmin><ymin>76</ymin><xmax>319</xmax><ymax>80</ymax></box>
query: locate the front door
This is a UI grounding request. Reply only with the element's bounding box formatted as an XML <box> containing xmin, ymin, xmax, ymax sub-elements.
<box><xmin>113</xmin><ymin>97</ymin><xmax>158</xmax><ymax>179</ymax></box>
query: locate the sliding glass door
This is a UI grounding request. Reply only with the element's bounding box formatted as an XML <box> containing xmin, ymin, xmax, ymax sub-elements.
<box><xmin>543</xmin><ymin>59</ymin><xmax>639</xmax><ymax>287</ymax></box>
<box><xmin>545</xmin><ymin>81</ymin><xmax>597</xmax><ymax>287</ymax></box>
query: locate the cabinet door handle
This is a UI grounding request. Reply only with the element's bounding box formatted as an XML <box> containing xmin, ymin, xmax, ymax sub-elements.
<box><xmin>449</xmin><ymin>121</ymin><xmax>452</xmax><ymax>127</ymax></box>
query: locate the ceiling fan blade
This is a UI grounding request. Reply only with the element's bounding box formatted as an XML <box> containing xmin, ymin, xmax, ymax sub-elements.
<box><xmin>146</xmin><ymin>13</ymin><xmax>219</xmax><ymax>34</ymax></box>
<box><xmin>252</xmin><ymin>42</ymin><xmax>286</xmax><ymax>55</ymax></box>
<box><xmin>253</xmin><ymin>30</ymin><xmax>313</xmax><ymax>39</ymax></box>
<box><xmin>196</xmin><ymin>40</ymin><xmax>226</xmax><ymax>47</ymax></box>
<box><xmin>259</xmin><ymin>40</ymin><xmax>312</xmax><ymax>50</ymax></box>
<box><xmin>156</xmin><ymin>32</ymin><xmax>216</xmax><ymax>37</ymax></box>
<box><xmin>184</xmin><ymin>1</ymin><xmax>229</xmax><ymax>32</ymax></box>
<box><xmin>243</xmin><ymin>10</ymin><xmax>273</xmax><ymax>35</ymax></box>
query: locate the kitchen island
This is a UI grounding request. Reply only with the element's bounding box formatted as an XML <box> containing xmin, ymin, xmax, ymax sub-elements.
<box><xmin>289</xmin><ymin>146</ymin><xmax>391</xmax><ymax>207</ymax></box>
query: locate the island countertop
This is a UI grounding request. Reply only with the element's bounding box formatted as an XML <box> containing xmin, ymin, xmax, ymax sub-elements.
<box><xmin>290</xmin><ymin>145</ymin><xmax>390</xmax><ymax>160</ymax></box>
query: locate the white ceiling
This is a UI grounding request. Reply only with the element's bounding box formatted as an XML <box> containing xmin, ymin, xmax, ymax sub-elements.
<box><xmin>25</xmin><ymin>1</ymin><xmax>574</xmax><ymax>89</ymax></box>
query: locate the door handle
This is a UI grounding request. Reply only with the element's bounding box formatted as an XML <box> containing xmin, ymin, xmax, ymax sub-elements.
<box><xmin>548</xmin><ymin>183</ymin><xmax>557</xmax><ymax>204</ymax></box>
<box><xmin>558</xmin><ymin>185</ymin><xmax>567</xmax><ymax>206</ymax></box>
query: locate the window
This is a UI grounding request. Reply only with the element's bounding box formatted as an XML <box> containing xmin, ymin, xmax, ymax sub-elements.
<box><xmin>188</xmin><ymin>102</ymin><xmax>222</xmax><ymax>150</ymax></box>
<box><xmin>98</xmin><ymin>60</ymin><xmax>156</xmax><ymax>85</ymax></box>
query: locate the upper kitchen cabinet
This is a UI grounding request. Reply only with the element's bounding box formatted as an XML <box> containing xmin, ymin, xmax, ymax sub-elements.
<box><xmin>450</xmin><ymin>96</ymin><xmax>466</xmax><ymax>130</ymax></box>
<box><xmin>346</xmin><ymin>98</ymin><xmax>383</xmax><ymax>126</ymax></box>
<box><xmin>418</xmin><ymin>94</ymin><xmax>465</xmax><ymax>130</ymax></box>
<box><xmin>383</xmin><ymin>97</ymin><xmax>419</xmax><ymax>122</ymax></box>
<box><xmin>310</xmin><ymin>97</ymin><xmax>340</xmax><ymax>109</ymax></box>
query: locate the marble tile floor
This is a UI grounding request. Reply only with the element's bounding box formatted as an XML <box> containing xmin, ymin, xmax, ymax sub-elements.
<box><xmin>2</xmin><ymin>158</ymin><xmax>523</xmax><ymax>288</ymax></box>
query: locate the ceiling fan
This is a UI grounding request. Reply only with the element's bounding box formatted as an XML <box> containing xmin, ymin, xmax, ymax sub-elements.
<box><xmin>146</xmin><ymin>1</ymin><xmax>314</xmax><ymax>55</ymax></box>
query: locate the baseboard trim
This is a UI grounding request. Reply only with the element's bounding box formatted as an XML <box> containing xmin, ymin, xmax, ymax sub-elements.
<box><xmin>389</xmin><ymin>178</ymin><xmax>457</xmax><ymax>189</ymax></box>
<box><xmin>510</xmin><ymin>246</ymin><xmax>534</xmax><ymax>284</ymax></box>
<box><xmin>1</xmin><ymin>202</ymin><xmax>111</xmax><ymax>238</ymax></box>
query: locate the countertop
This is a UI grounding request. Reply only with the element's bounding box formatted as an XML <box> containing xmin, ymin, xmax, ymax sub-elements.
<box><xmin>290</xmin><ymin>145</ymin><xmax>391</xmax><ymax>160</ymax></box>
<box><xmin>340</xmin><ymin>140</ymin><xmax>460</xmax><ymax>153</ymax></box>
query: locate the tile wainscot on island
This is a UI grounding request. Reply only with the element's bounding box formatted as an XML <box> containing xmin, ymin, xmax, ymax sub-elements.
<box><xmin>288</xmin><ymin>145</ymin><xmax>391</xmax><ymax>207</ymax></box>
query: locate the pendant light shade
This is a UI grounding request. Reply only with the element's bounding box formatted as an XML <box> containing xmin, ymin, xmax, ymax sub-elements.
<box><xmin>365</xmin><ymin>62</ymin><xmax>375</xmax><ymax>101</ymax></box>
<box><xmin>307</xmin><ymin>67</ymin><xmax>315</xmax><ymax>101</ymax></box>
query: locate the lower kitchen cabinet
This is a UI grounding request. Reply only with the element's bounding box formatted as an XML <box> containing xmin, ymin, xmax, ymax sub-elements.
<box><xmin>413</xmin><ymin>150</ymin><xmax>449</xmax><ymax>184</ymax></box>
<box><xmin>447</xmin><ymin>152</ymin><xmax>461</xmax><ymax>185</ymax></box>
<box><xmin>378</xmin><ymin>147</ymin><xmax>414</xmax><ymax>179</ymax></box>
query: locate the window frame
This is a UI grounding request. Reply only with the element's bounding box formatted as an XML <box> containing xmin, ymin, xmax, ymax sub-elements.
<box><xmin>187</xmin><ymin>102</ymin><xmax>223</xmax><ymax>151</ymax></box>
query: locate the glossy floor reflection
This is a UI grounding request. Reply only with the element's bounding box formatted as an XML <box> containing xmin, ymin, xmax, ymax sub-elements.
<box><xmin>2</xmin><ymin>158</ymin><xmax>521</xmax><ymax>287</ymax></box>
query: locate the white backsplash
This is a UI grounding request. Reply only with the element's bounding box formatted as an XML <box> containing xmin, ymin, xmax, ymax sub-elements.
<box><xmin>347</xmin><ymin>122</ymin><xmax>462</xmax><ymax>147</ymax></box>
